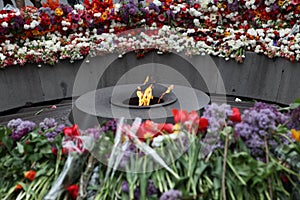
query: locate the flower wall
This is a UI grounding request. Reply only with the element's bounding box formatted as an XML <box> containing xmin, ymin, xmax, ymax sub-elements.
<box><xmin>1</xmin><ymin>0</ymin><xmax>300</xmax><ymax>67</ymax></box>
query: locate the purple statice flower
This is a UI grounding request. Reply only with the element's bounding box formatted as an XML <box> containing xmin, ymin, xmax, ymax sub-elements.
<box><xmin>200</xmin><ymin>103</ymin><xmax>232</xmax><ymax>156</ymax></box>
<box><xmin>45</xmin><ymin>124</ymin><xmax>65</xmax><ymax>142</ymax></box>
<box><xmin>147</xmin><ymin>179</ymin><xmax>158</xmax><ymax>196</ymax></box>
<box><xmin>160</xmin><ymin>189</ymin><xmax>182</xmax><ymax>200</ymax></box>
<box><xmin>121</xmin><ymin>181</ymin><xmax>129</xmax><ymax>193</ymax></box>
<box><xmin>286</xmin><ymin>105</ymin><xmax>300</xmax><ymax>129</ymax></box>
<box><xmin>148</xmin><ymin>3</ymin><xmax>160</xmax><ymax>13</ymax></box>
<box><xmin>9</xmin><ymin>120</ymin><xmax>36</xmax><ymax>141</ymax></box>
<box><xmin>7</xmin><ymin>118</ymin><xmax>23</xmax><ymax>129</ymax></box>
<box><xmin>39</xmin><ymin>118</ymin><xmax>57</xmax><ymax>131</ymax></box>
<box><xmin>203</xmin><ymin>103</ymin><xmax>232</xmax><ymax>134</ymax></box>
<box><xmin>61</xmin><ymin>4</ymin><xmax>73</xmax><ymax>14</ymax></box>
<box><xmin>235</xmin><ymin>102</ymin><xmax>290</xmax><ymax>160</ymax></box>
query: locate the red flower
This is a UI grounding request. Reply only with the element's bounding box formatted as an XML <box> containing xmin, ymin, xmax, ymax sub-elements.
<box><xmin>158</xmin><ymin>14</ymin><xmax>166</xmax><ymax>22</ymax></box>
<box><xmin>24</xmin><ymin>170</ymin><xmax>36</xmax><ymax>181</ymax></box>
<box><xmin>51</xmin><ymin>147</ymin><xmax>57</xmax><ymax>156</ymax></box>
<box><xmin>158</xmin><ymin>123</ymin><xmax>173</xmax><ymax>133</ymax></box>
<box><xmin>198</xmin><ymin>117</ymin><xmax>209</xmax><ymax>132</ymax></box>
<box><xmin>230</xmin><ymin>107</ymin><xmax>241</xmax><ymax>122</ymax></box>
<box><xmin>64</xmin><ymin>124</ymin><xmax>80</xmax><ymax>137</ymax></box>
<box><xmin>172</xmin><ymin>109</ymin><xmax>189</xmax><ymax>123</ymax></box>
<box><xmin>136</xmin><ymin>120</ymin><xmax>159</xmax><ymax>141</ymax></box>
<box><xmin>66</xmin><ymin>184</ymin><xmax>79</xmax><ymax>200</ymax></box>
<box><xmin>15</xmin><ymin>184</ymin><xmax>22</xmax><ymax>191</ymax></box>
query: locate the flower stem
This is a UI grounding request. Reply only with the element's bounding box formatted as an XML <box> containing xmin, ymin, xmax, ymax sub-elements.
<box><xmin>222</xmin><ymin>130</ymin><xmax>229</xmax><ymax>200</ymax></box>
<box><xmin>264</xmin><ymin>136</ymin><xmax>273</xmax><ymax>200</ymax></box>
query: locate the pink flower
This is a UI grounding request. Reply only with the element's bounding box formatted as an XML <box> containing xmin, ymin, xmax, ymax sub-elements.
<box><xmin>158</xmin><ymin>14</ymin><xmax>166</xmax><ymax>22</ymax></box>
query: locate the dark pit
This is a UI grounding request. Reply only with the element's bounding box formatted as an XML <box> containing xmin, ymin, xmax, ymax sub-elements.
<box><xmin>124</xmin><ymin>97</ymin><xmax>165</xmax><ymax>106</ymax></box>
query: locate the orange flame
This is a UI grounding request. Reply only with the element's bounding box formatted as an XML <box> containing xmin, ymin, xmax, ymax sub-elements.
<box><xmin>137</xmin><ymin>84</ymin><xmax>153</xmax><ymax>106</ymax></box>
<box><xmin>137</xmin><ymin>77</ymin><xmax>174</xmax><ymax>106</ymax></box>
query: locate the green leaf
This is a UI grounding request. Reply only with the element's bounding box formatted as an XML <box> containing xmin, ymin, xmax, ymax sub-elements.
<box><xmin>17</xmin><ymin>142</ymin><xmax>24</xmax><ymax>154</ymax></box>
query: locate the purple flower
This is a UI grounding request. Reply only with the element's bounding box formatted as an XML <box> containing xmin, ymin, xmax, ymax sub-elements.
<box><xmin>84</xmin><ymin>126</ymin><xmax>104</xmax><ymax>139</ymax></box>
<box><xmin>39</xmin><ymin>118</ymin><xmax>57</xmax><ymax>130</ymax></box>
<box><xmin>121</xmin><ymin>181</ymin><xmax>129</xmax><ymax>193</ymax></box>
<box><xmin>234</xmin><ymin>102</ymin><xmax>290</xmax><ymax>160</ymax></box>
<box><xmin>149</xmin><ymin>3</ymin><xmax>160</xmax><ymax>13</ymax></box>
<box><xmin>9</xmin><ymin>120</ymin><xmax>36</xmax><ymax>141</ymax></box>
<box><xmin>72</xmin><ymin>13</ymin><xmax>81</xmax><ymax>21</ymax></box>
<box><xmin>7</xmin><ymin>118</ymin><xmax>23</xmax><ymax>129</ymax></box>
<box><xmin>134</xmin><ymin>188</ymin><xmax>140</xmax><ymax>200</ymax></box>
<box><xmin>286</xmin><ymin>105</ymin><xmax>300</xmax><ymax>129</ymax></box>
<box><xmin>160</xmin><ymin>189</ymin><xmax>182</xmax><ymax>200</ymax></box>
<box><xmin>147</xmin><ymin>180</ymin><xmax>158</xmax><ymax>195</ymax></box>
<box><xmin>45</xmin><ymin>124</ymin><xmax>65</xmax><ymax>142</ymax></box>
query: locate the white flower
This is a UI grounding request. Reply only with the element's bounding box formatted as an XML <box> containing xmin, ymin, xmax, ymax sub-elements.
<box><xmin>1</xmin><ymin>22</ymin><xmax>8</xmax><ymax>28</ymax></box>
<box><xmin>114</xmin><ymin>3</ymin><xmax>121</xmax><ymax>12</ymax></box>
<box><xmin>152</xmin><ymin>0</ymin><xmax>162</xmax><ymax>6</ymax></box>
<box><xmin>0</xmin><ymin>53</ymin><xmax>6</xmax><ymax>61</ymax></box>
<box><xmin>94</xmin><ymin>12</ymin><xmax>101</xmax><ymax>18</ymax></box>
<box><xmin>74</xmin><ymin>4</ymin><xmax>84</xmax><ymax>10</ymax></box>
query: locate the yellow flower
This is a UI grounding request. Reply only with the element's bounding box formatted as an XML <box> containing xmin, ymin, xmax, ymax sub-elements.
<box><xmin>278</xmin><ymin>0</ymin><xmax>284</xmax><ymax>6</ymax></box>
<box><xmin>32</xmin><ymin>29</ymin><xmax>40</xmax><ymax>36</ymax></box>
<box><xmin>101</xmin><ymin>12</ymin><xmax>108</xmax><ymax>20</ymax></box>
<box><xmin>173</xmin><ymin>123</ymin><xmax>181</xmax><ymax>134</ymax></box>
<box><xmin>291</xmin><ymin>129</ymin><xmax>300</xmax><ymax>142</ymax></box>
<box><xmin>224</xmin><ymin>31</ymin><xmax>230</xmax><ymax>37</ymax></box>
<box><xmin>55</xmin><ymin>8</ymin><xmax>63</xmax><ymax>16</ymax></box>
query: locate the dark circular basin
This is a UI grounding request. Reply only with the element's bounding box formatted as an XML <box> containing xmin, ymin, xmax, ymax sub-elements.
<box><xmin>70</xmin><ymin>84</ymin><xmax>210</xmax><ymax>129</ymax></box>
<box><xmin>110</xmin><ymin>84</ymin><xmax>177</xmax><ymax>109</ymax></box>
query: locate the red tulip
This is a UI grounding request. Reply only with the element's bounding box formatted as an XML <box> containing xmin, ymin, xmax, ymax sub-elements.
<box><xmin>64</xmin><ymin>124</ymin><xmax>80</xmax><ymax>137</ymax></box>
<box><xmin>158</xmin><ymin>123</ymin><xmax>174</xmax><ymax>133</ymax></box>
<box><xmin>172</xmin><ymin>109</ymin><xmax>189</xmax><ymax>123</ymax></box>
<box><xmin>66</xmin><ymin>184</ymin><xmax>79</xmax><ymax>200</ymax></box>
<box><xmin>24</xmin><ymin>170</ymin><xmax>36</xmax><ymax>181</ymax></box>
<box><xmin>230</xmin><ymin>107</ymin><xmax>242</xmax><ymax>122</ymax></box>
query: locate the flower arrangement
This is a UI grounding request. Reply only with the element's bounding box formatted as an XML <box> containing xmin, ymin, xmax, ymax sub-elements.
<box><xmin>1</xmin><ymin>102</ymin><xmax>299</xmax><ymax>199</ymax></box>
<box><xmin>0</xmin><ymin>0</ymin><xmax>300</xmax><ymax>67</ymax></box>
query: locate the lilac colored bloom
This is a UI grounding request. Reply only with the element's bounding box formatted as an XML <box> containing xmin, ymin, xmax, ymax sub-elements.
<box><xmin>235</xmin><ymin>102</ymin><xmax>290</xmax><ymax>160</ymax></box>
<box><xmin>286</xmin><ymin>105</ymin><xmax>300</xmax><ymax>129</ymax></box>
<box><xmin>9</xmin><ymin>120</ymin><xmax>36</xmax><ymax>141</ymax></box>
<box><xmin>149</xmin><ymin>3</ymin><xmax>160</xmax><ymax>13</ymax></box>
<box><xmin>121</xmin><ymin>181</ymin><xmax>129</xmax><ymax>193</ymax></box>
<box><xmin>39</xmin><ymin>118</ymin><xmax>57</xmax><ymax>130</ymax></box>
<box><xmin>84</xmin><ymin>126</ymin><xmax>104</xmax><ymax>139</ymax></box>
<box><xmin>7</xmin><ymin>118</ymin><xmax>23</xmax><ymax>129</ymax></box>
<box><xmin>160</xmin><ymin>189</ymin><xmax>182</xmax><ymax>200</ymax></box>
<box><xmin>129</xmin><ymin>8</ymin><xmax>137</xmax><ymax>15</ymax></box>
<box><xmin>200</xmin><ymin>103</ymin><xmax>232</xmax><ymax>156</ymax></box>
<box><xmin>45</xmin><ymin>124</ymin><xmax>65</xmax><ymax>142</ymax></box>
<box><xmin>147</xmin><ymin>179</ymin><xmax>158</xmax><ymax>195</ymax></box>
